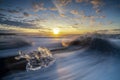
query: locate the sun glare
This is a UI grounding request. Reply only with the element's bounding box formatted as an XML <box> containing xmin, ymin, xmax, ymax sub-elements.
<box><xmin>53</xmin><ymin>28</ymin><xmax>60</xmax><ymax>34</ymax></box>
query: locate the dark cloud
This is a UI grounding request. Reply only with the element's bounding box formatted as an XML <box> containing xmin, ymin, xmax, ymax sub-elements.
<box><xmin>0</xmin><ymin>13</ymin><xmax>7</xmax><ymax>21</ymax></box>
<box><xmin>96</xmin><ymin>29</ymin><xmax>120</xmax><ymax>34</ymax></box>
<box><xmin>96</xmin><ymin>30</ymin><xmax>109</xmax><ymax>32</ymax></box>
<box><xmin>8</xmin><ymin>10</ymin><xmax>19</xmax><ymax>14</ymax></box>
<box><xmin>0</xmin><ymin>19</ymin><xmax>33</xmax><ymax>27</ymax></box>
<box><xmin>0</xmin><ymin>8</ymin><xmax>20</xmax><ymax>14</ymax></box>
<box><xmin>0</xmin><ymin>8</ymin><xmax>5</xmax><ymax>11</ymax></box>
<box><xmin>0</xmin><ymin>30</ymin><xmax>18</xmax><ymax>33</ymax></box>
<box><xmin>112</xmin><ymin>29</ymin><xmax>120</xmax><ymax>31</ymax></box>
<box><xmin>0</xmin><ymin>13</ymin><xmax>5</xmax><ymax>17</ymax></box>
<box><xmin>23</xmin><ymin>12</ymin><xmax>31</xmax><ymax>17</ymax></box>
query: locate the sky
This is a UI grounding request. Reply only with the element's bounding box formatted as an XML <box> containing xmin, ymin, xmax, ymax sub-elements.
<box><xmin>0</xmin><ymin>0</ymin><xmax>120</xmax><ymax>34</ymax></box>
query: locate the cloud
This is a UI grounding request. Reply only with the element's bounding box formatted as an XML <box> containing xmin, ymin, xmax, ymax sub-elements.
<box><xmin>0</xmin><ymin>8</ymin><xmax>6</xmax><ymax>11</ymax></box>
<box><xmin>0</xmin><ymin>25</ymin><xmax>41</xmax><ymax>33</ymax></box>
<box><xmin>95</xmin><ymin>30</ymin><xmax>109</xmax><ymax>33</ymax></box>
<box><xmin>0</xmin><ymin>13</ymin><xmax>5</xmax><ymax>17</ymax></box>
<box><xmin>75</xmin><ymin>0</ymin><xmax>89</xmax><ymax>3</ymax></box>
<box><xmin>0</xmin><ymin>13</ymin><xmax>7</xmax><ymax>20</ymax></box>
<box><xmin>23</xmin><ymin>12</ymin><xmax>31</xmax><ymax>17</ymax></box>
<box><xmin>95</xmin><ymin>8</ymin><xmax>101</xmax><ymax>14</ymax></box>
<box><xmin>75</xmin><ymin>0</ymin><xmax>103</xmax><ymax>14</ymax></box>
<box><xmin>0</xmin><ymin>8</ymin><xmax>20</xmax><ymax>15</ymax></box>
<box><xmin>49</xmin><ymin>7</ymin><xmax>58</xmax><ymax>11</ymax></box>
<box><xmin>52</xmin><ymin>0</ymin><xmax>73</xmax><ymax>17</ymax></box>
<box><xmin>75</xmin><ymin>0</ymin><xmax>83</xmax><ymax>3</ymax></box>
<box><xmin>108</xmin><ymin>21</ymin><xmax>113</xmax><ymax>25</ymax></box>
<box><xmin>8</xmin><ymin>10</ymin><xmax>19</xmax><ymax>14</ymax></box>
<box><xmin>60</xmin><ymin>13</ymin><xmax>66</xmax><ymax>17</ymax></box>
<box><xmin>70</xmin><ymin>10</ymin><xmax>79</xmax><ymax>15</ymax></box>
<box><xmin>90</xmin><ymin>0</ymin><xmax>103</xmax><ymax>9</ymax></box>
<box><xmin>90</xmin><ymin>0</ymin><xmax>104</xmax><ymax>14</ymax></box>
<box><xmin>112</xmin><ymin>29</ymin><xmax>120</xmax><ymax>31</ymax></box>
<box><xmin>54</xmin><ymin>0</ymin><xmax>72</xmax><ymax>6</ymax></box>
<box><xmin>52</xmin><ymin>0</ymin><xmax>66</xmax><ymax>17</ymax></box>
<box><xmin>0</xmin><ymin>19</ymin><xmax>33</xmax><ymax>27</ymax></box>
<box><xmin>32</xmin><ymin>2</ymin><xmax>46</xmax><ymax>12</ymax></box>
<box><xmin>95</xmin><ymin>29</ymin><xmax>120</xmax><ymax>34</ymax></box>
<box><xmin>99</xmin><ymin>15</ymin><xmax>105</xmax><ymax>18</ymax></box>
<box><xmin>90</xmin><ymin>18</ymin><xmax>96</xmax><ymax>26</ymax></box>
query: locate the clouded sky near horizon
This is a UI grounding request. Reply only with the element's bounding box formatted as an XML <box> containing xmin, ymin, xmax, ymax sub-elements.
<box><xmin>0</xmin><ymin>0</ymin><xmax>120</xmax><ymax>34</ymax></box>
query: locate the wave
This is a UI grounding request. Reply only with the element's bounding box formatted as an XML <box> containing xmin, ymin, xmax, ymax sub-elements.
<box><xmin>88</xmin><ymin>38</ymin><xmax>120</xmax><ymax>52</ymax></box>
<box><xmin>62</xmin><ymin>37</ymin><xmax>120</xmax><ymax>54</ymax></box>
<box><xmin>62</xmin><ymin>36</ymin><xmax>92</xmax><ymax>47</ymax></box>
<box><xmin>0</xmin><ymin>37</ymin><xmax>31</xmax><ymax>50</ymax></box>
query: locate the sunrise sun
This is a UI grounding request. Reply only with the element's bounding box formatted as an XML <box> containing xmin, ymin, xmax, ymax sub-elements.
<box><xmin>53</xmin><ymin>28</ymin><xmax>60</xmax><ymax>34</ymax></box>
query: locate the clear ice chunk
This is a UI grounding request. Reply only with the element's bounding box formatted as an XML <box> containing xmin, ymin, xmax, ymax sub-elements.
<box><xmin>15</xmin><ymin>47</ymin><xmax>55</xmax><ymax>71</ymax></box>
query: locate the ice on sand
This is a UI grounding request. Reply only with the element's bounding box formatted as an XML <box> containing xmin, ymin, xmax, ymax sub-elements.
<box><xmin>15</xmin><ymin>47</ymin><xmax>55</xmax><ymax>71</ymax></box>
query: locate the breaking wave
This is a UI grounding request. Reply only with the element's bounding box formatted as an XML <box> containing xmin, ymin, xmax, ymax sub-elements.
<box><xmin>88</xmin><ymin>38</ymin><xmax>120</xmax><ymax>52</ymax></box>
<box><xmin>61</xmin><ymin>36</ymin><xmax>92</xmax><ymax>47</ymax></box>
<box><xmin>62</xmin><ymin>37</ymin><xmax>120</xmax><ymax>55</ymax></box>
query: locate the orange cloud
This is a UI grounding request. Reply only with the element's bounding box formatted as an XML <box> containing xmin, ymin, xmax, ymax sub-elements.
<box><xmin>76</xmin><ymin>0</ymin><xmax>83</xmax><ymax>3</ymax></box>
<box><xmin>60</xmin><ymin>13</ymin><xmax>66</xmax><ymax>17</ymax></box>
<box><xmin>90</xmin><ymin>0</ymin><xmax>103</xmax><ymax>8</ymax></box>
<box><xmin>56</xmin><ymin>0</ymin><xmax>72</xmax><ymax>6</ymax></box>
<box><xmin>75</xmin><ymin>0</ymin><xmax>89</xmax><ymax>3</ymax></box>
<box><xmin>32</xmin><ymin>2</ymin><xmax>46</xmax><ymax>12</ymax></box>
<box><xmin>49</xmin><ymin>7</ymin><xmax>58</xmax><ymax>11</ymax></box>
<box><xmin>70</xmin><ymin>10</ymin><xmax>79</xmax><ymax>15</ymax></box>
